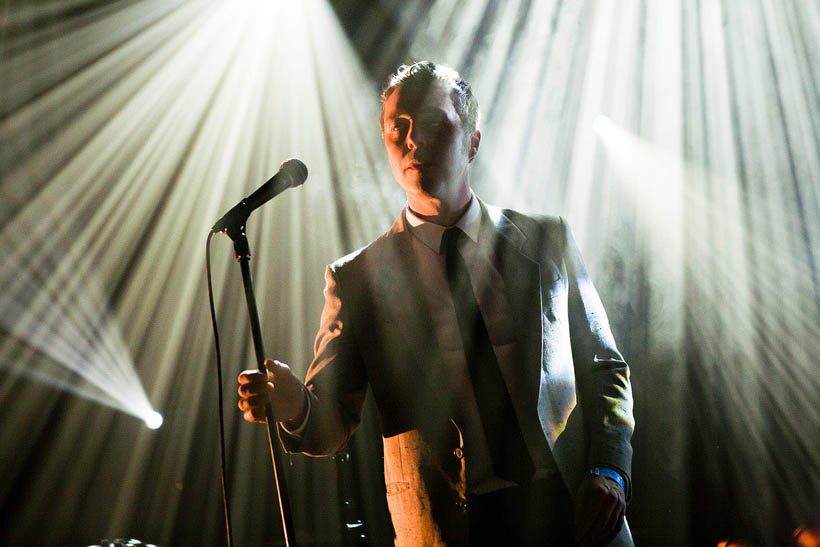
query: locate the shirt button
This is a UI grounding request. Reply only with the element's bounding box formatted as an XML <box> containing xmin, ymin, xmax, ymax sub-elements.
<box><xmin>453</xmin><ymin>447</ymin><xmax>464</xmax><ymax>459</ymax></box>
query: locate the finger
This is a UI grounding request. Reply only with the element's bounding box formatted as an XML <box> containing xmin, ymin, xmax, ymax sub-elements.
<box><xmin>579</xmin><ymin>506</ymin><xmax>607</xmax><ymax>547</ymax></box>
<box><xmin>238</xmin><ymin>381</ymin><xmax>268</xmax><ymax>398</ymax></box>
<box><xmin>590</xmin><ymin>498</ymin><xmax>617</xmax><ymax>545</ymax></box>
<box><xmin>242</xmin><ymin>407</ymin><xmax>267</xmax><ymax>423</ymax></box>
<box><xmin>237</xmin><ymin>395</ymin><xmax>267</xmax><ymax>412</ymax></box>
<box><xmin>601</xmin><ymin>504</ymin><xmax>626</xmax><ymax>545</ymax></box>
<box><xmin>238</xmin><ymin>370</ymin><xmax>266</xmax><ymax>384</ymax></box>
<box><xmin>575</xmin><ymin>494</ymin><xmax>604</xmax><ymax>544</ymax></box>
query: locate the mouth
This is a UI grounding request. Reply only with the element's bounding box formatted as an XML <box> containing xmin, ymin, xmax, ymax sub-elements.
<box><xmin>406</xmin><ymin>160</ymin><xmax>432</xmax><ymax>170</ymax></box>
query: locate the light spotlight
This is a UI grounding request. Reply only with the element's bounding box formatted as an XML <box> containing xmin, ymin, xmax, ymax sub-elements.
<box><xmin>144</xmin><ymin>411</ymin><xmax>163</xmax><ymax>430</ymax></box>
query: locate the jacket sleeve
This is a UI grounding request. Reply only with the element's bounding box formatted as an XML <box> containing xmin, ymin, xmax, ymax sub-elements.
<box><xmin>279</xmin><ymin>264</ymin><xmax>367</xmax><ymax>456</ymax></box>
<box><xmin>561</xmin><ymin>217</ymin><xmax>635</xmax><ymax>498</ymax></box>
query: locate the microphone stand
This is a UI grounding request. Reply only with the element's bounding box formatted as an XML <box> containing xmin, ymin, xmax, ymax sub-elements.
<box><xmin>224</xmin><ymin>221</ymin><xmax>296</xmax><ymax>547</ymax></box>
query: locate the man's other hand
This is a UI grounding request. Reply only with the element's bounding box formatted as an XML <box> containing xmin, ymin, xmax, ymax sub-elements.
<box><xmin>237</xmin><ymin>359</ymin><xmax>308</xmax><ymax>425</ymax></box>
<box><xmin>574</xmin><ymin>474</ymin><xmax>626</xmax><ymax>546</ymax></box>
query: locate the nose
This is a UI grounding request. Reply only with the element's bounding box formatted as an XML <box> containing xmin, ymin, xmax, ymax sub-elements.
<box><xmin>405</xmin><ymin>122</ymin><xmax>424</xmax><ymax>151</ymax></box>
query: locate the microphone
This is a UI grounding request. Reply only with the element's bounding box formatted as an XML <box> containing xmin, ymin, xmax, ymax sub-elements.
<box><xmin>211</xmin><ymin>158</ymin><xmax>308</xmax><ymax>233</ymax></box>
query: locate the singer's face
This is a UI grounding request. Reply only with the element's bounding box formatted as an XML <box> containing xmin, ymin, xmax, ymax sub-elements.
<box><xmin>381</xmin><ymin>80</ymin><xmax>478</xmax><ymax>206</ymax></box>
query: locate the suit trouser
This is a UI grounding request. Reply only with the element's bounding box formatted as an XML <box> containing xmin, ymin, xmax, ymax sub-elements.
<box><xmin>467</xmin><ymin>473</ymin><xmax>576</xmax><ymax>546</ymax></box>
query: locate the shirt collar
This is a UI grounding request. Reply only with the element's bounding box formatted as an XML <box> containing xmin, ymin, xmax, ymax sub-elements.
<box><xmin>405</xmin><ymin>191</ymin><xmax>481</xmax><ymax>254</ymax></box>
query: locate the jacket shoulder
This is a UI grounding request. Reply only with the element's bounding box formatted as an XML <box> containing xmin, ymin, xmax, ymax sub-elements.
<box><xmin>487</xmin><ymin>205</ymin><xmax>567</xmax><ymax>251</ymax></box>
<box><xmin>492</xmin><ymin>206</ymin><xmax>561</xmax><ymax>230</ymax></box>
<box><xmin>328</xmin><ymin>230</ymin><xmax>400</xmax><ymax>276</ymax></box>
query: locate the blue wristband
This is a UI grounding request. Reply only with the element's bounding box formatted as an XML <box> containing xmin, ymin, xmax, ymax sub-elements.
<box><xmin>587</xmin><ymin>467</ymin><xmax>626</xmax><ymax>492</ymax></box>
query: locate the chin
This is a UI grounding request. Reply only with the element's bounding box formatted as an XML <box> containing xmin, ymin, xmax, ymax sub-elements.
<box><xmin>401</xmin><ymin>173</ymin><xmax>442</xmax><ymax>199</ymax></box>
<box><xmin>418</xmin><ymin>178</ymin><xmax>445</xmax><ymax>197</ymax></box>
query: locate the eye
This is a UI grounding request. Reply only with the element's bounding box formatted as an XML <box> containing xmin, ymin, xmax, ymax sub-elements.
<box><xmin>419</xmin><ymin>114</ymin><xmax>446</xmax><ymax>133</ymax></box>
<box><xmin>387</xmin><ymin>119</ymin><xmax>409</xmax><ymax>138</ymax></box>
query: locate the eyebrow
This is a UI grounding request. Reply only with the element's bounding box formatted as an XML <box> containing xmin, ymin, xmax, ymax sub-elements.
<box><xmin>385</xmin><ymin>107</ymin><xmax>448</xmax><ymax>121</ymax></box>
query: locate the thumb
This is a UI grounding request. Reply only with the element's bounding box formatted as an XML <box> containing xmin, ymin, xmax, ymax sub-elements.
<box><xmin>263</xmin><ymin>359</ymin><xmax>290</xmax><ymax>382</ymax></box>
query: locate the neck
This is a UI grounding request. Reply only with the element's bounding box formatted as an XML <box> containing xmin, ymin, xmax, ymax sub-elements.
<box><xmin>407</xmin><ymin>184</ymin><xmax>472</xmax><ymax>226</ymax></box>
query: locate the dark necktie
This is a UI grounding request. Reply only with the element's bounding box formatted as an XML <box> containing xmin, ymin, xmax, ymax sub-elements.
<box><xmin>440</xmin><ymin>227</ymin><xmax>535</xmax><ymax>484</ymax></box>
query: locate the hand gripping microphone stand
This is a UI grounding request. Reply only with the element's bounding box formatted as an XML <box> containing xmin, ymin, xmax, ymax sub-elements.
<box><xmin>211</xmin><ymin>158</ymin><xmax>308</xmax><ymax>547</ymax></box>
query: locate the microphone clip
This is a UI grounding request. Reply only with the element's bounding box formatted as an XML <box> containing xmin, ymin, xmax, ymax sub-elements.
<box><xmin>211</xmin><ymin>199</ymin><xmax>250</xmax><ymax>235</ymax></box>
<box><xmin>211</xmin><ymin>201</ymin><xmax>252</xmax><ymax>260</ymax></box>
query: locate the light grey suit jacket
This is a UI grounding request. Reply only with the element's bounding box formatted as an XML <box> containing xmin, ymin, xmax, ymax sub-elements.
<box><xmin>282</xmin><ymin>201</ymin><xmax>635</xmax><ymax>546</ymax></box>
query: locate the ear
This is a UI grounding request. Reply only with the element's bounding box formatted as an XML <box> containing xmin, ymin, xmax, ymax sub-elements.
<box><xmin>468</xmin><ymin>129</ymin><xmax>481</xmax><ymax>162</ymax></box>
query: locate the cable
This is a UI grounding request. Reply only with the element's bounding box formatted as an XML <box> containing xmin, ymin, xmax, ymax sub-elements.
<box><xmin>206</xmin><ymin>230</ymin><xmax>233</xmax><ymax>547</ymax></box>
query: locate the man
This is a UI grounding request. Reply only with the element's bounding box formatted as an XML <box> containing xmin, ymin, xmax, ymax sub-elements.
<box><xmin>238</xmin><ymin>62</ymin><xmax>635</xmax><ymax>546</ymax></box>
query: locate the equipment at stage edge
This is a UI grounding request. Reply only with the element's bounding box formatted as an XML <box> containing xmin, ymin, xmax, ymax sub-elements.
<box><xmin>87</xmin><ymin>539</ymin><xmax>158</xmax><ymax>547</ymax></box>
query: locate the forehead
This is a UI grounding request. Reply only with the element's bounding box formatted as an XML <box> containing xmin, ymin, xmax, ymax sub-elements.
<box><xmin>382</xmin><ymin>79</ymin><xmax>456</xmax><ymax>120</ymax></box>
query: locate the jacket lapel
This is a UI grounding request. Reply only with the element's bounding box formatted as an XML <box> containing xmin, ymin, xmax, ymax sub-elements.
<box><xmin>379</xmin><ymin>212</ymin><xmax>439</xmax><ymax>349</ymax></box>
<box><xmin>482</xmin><ymin>204</ymin><xmax>556</xmax><ymax>455</ymax></box>
<box><xmin>376</xmin><ymin>212</ymin><xmax>454</xmax><ymax>421</ymax></box>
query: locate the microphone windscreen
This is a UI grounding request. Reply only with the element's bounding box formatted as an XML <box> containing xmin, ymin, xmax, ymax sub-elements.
<box><xmin>280</xmin><ymin>158</ymin><xmax>308</xmax><ymax>188</ymax></box>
